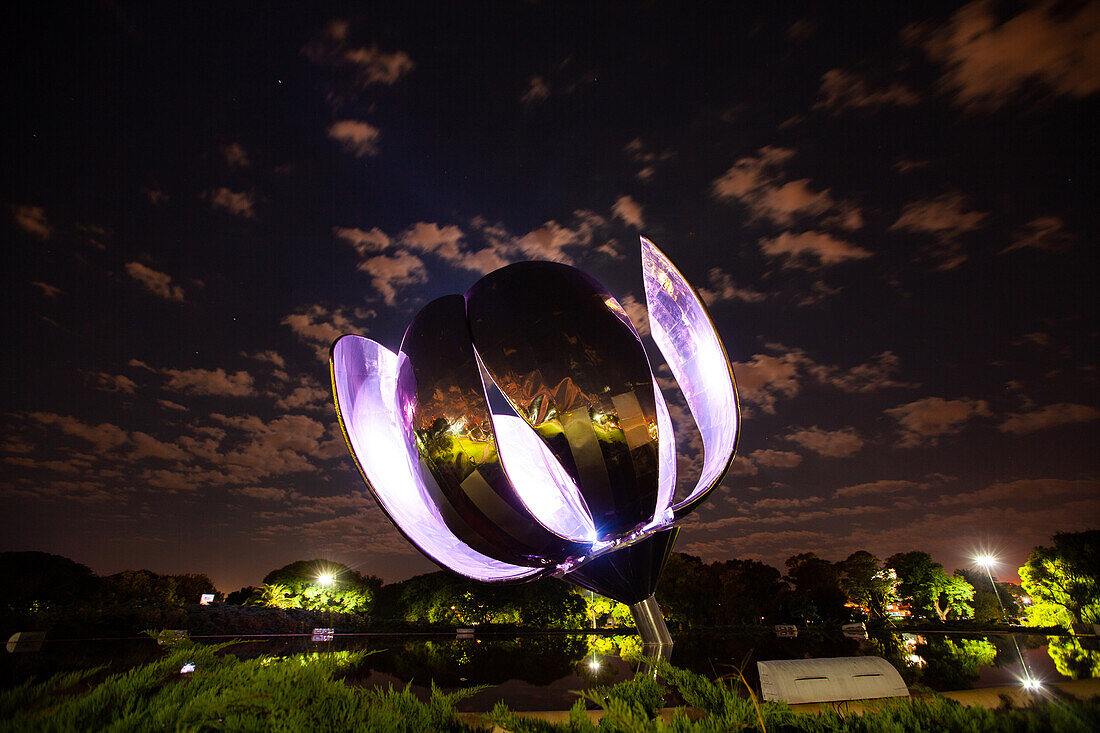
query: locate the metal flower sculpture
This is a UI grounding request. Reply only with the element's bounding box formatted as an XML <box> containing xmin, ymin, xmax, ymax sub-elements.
<box><xmin>330</xmin><ymin>237</ymin><xmax>739</xmax><ymax>644</ymax></box>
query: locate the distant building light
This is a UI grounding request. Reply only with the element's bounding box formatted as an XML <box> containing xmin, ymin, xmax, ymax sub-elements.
<box><xmin>199</xmin><ymin>594</ymin><xmax>214</xmax><ymax>605</ymax></box>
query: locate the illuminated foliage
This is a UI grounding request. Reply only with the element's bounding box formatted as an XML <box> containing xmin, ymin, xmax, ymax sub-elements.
<box><xmin>1047</xmin><ymin>635</ymin><xmax>1100</xmax><ymax>680</ymax></box>
<box><xmin>255</xmin><ymin>560</ymin><xmax>381</xmax><ymax>615</ymax></box>
<box><xmin>839</xmin><ymin>551</ymin><xmax>899</xmax><ymax>620</ymax></box>
<box><xmin>1020</xmin><ymin>530</ymin><xmax>1100</xmax><ymax>629</ymax></box>
<box><xmin>886</xmin><ymin>552</ymin><xmax>975</xmax><ymax>621</ymax></box>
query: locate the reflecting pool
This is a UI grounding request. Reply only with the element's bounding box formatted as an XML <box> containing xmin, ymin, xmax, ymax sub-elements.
<box><xmin>2</xmin><ymin>630</ymin><xmax>1094</xmax><ymax>710</ymax></box>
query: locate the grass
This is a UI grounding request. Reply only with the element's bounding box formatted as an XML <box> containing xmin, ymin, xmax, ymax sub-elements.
<box><xmin>2</xmin><ymin>639</ymin><xmax>1098</xmax><ymax>732</ymax></box>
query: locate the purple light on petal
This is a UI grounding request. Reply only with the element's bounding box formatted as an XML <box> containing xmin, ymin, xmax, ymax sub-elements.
<box><xmin>641</xmin><ymin>237</ymin><xmax>738</xmax><ymax>515</ymax></box>
<box><xmin>491</xmin><ymin>413</ymin><xmax>597</xmax><ymax>542</ymax></box>
<box><xmin>332</xmin><ymin>335</ymin><xmax>541</xmax><ymax>582</ymax></box>
<box><xmin>652</xmin><ymin>377</ymin><xmax>677</xmax><ymax>520</ymax></box>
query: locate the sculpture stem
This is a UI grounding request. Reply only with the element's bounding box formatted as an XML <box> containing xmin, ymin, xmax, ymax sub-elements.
<box><xmin>629</xmin><ymin>594</ymin><xmax>673</xmax><ymax>646</ymax></box>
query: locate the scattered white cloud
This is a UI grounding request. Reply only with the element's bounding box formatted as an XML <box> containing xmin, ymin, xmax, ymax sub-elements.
<box><xmin>834</xmin><ymin>479</ymin><xmax>918</xmax><ymax>499</ymax></box>
<box><xmin>908</xmin><ymin>0</ymin><xmax>1100</xmax><ymax>111</ymax></box>
<box><xmin>342</xmin><ymin>45</ymin><xmax>415</xmax><ymax>85</ymax></box>
<box><xmin>784</xmin><ymin>426</ymin><xmax>864</xmax><ymax>458</ymax></box>
<box><xmin>162</xmin><ymin>367</ymin><xmax>255</xmax><ymax>397</ymax></box>
<box><xmin>31</xmin><ymin>281</ymin><xmax>63</xmax><ymax>298</ymax></box>
<box><xmin>91</xmin><ymin>372</ymin><xmax>139</xmax><ymax>394</ymax></box>
<box><xmin>243</xmin><ymin>350</ymin><xmax>287</xmax><ymax>369</ymax></box>
<box><xmin>749</xmin><ymin>449</ymin><xmax>803</xmax><ymax>469</ymax></box>
<box><xmin>611</xmin><ymin>195</ymin><xmax>644</xmax><ymax>229</ymax></box>
<box><xmin>206</xmin><ymin>188</ymin><xmax>256</xmax><ymax>219</ymax></box>
<box><xmin>712</xmin><ymin>147</ymin><xmax>860</xmax><ymax>228</ymax></box>
<box><xmin>1001</xmin><ymin>216</ymin><xmax>1075</xmax><ymax>254</ymax></box>
<box><xmin>222</xmin><ymin>143</ymin><xmax>250</xmax><ymax>167</ymax></box>
<box><xmin>328</xmin><ymin>120</ymin><xmax>381</xmax><ymax>157</ymax></box>
<box><xmin>521</xmin><ymin>75</ymin><xmax>550</xmax><ymax>104</ymax></box>
<box><xmin>125</xmin><ymin>262</ymin><xmax>185</xmax><ymax>301</ymax></box>
<box><xmin>998</xmin><ymin>403</ymin><xmax>1100</xmax><ymax>434</ymax></box>
<box><xmin>732</xmin><ymin>345</ymin><xmax>917</xmax><ymax>414</ymax></box>
<box><xmin>758</xmin><ymin>230</ymin><xmax>872</xmax><ymax>269</ymax></box>
<box><xmin>623</xmin><ymin>137</ymin><xmax>674</xmax><ymax>181</ymax></box>
<box><xmin>814</xmin><ymin>68</ymin><xmax>921</xmax><ymax>113</ymax></box>
<box><xmin>12</xmin><ymin>205</ymin><xmax>51</xmax><ymax>239</ymax></box>
<box><xmin>334</xmin><ymin>226</ymin><xmax>391</xmax><ymax>255</ymax></box>
<box><xmin>282</xmin><ymin>305</ymin><xmax>364</xmax><ymax>360</ymax></box>
<box><xmin>939</xmin><ymin>478</ymin><xmax>1097</xmax><ymax>507</ymax></box>
<box><xmin>890</xmin><ymin>192</ymin><xmax>987</xmax><ymax>269</ymax></box>
<box><xmin>303</xmin><ymin>20</ymin><xmax>414</xmax><ymax>87</ymax></box>
<box><xmin>359</xmin><ymin>251</ymin><xmax>428</xmax><ymax>305</ymax></box>
<box><xmin>886</xmin><ymin>396</ymin><xmax>991</xmax><ymax>447</ymax></box>
<box><xmin>28</xmin><ymin>413</ymin><xmax>129</xmax><ymax>452</ymax></box>
<box><xmin>698</xmin><ymin>268</ymin><xmax>768</xmax><ymax>305</ymax></box>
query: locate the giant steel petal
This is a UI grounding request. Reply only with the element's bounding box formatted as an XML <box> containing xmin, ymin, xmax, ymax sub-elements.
<box><xmin>641</xmin><ymin>237</ymin><xmax>740</xmax><ymax>517</ymax></box>
<box><xmin>651</xmin><ymin>376</ymin><xmax>677</xmax><ymax>523</ymax></box>
<box><xmin>330</xmin><ymin>334</ymin><xmax>543</xmax><ymax>582</ymax></box>
<box><xmin>490</xmin><ymin>413</ymin><xmax>596</xmax><ymax>543</ymax></box>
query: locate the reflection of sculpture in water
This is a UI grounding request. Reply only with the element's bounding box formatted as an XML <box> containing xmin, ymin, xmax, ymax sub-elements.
<box><xmin>1047</xmin><ymin>635</ymin><xmax>1100</xmax><ymax>679</ymax></box>
<box><xmin>331</xmin><ymin>238</ymin><xmax>740</xmax><ymax>654</ymax></box>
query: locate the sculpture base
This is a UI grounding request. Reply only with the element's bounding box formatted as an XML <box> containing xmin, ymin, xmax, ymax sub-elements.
<box><xmin>630</xmin><ymin>594</ymin><xmax>673</xmax><ymax>676</ymax></box>
<box><xmin>629</xmin><ymin>594</ymin><xmax>673</xmax><ymax>646</ymax></box>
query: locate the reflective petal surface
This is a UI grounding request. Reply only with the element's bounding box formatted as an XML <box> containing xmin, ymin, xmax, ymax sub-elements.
<box><xmin>641</xmin><ymin>237</ymin><xmax>739</xmax><ymax>517</ymax></box>
<box><xmin>330</xmin><ymin>334</ymin><xmax>543</xmax><ymax>582</ymax></box>
<box><xmin>491</xmin><ymin>414</ymin><xmax>596</xmax><ymax>542</ymax></box>
<box><xmin>466</xmin><ymin>262</ymin><xmax>662</xmax><ymax>540</ymax></box>
<box><xmin>397</xmin><ymin>295</ymin><xmax>590</xmax><ymax>565</ymax></box>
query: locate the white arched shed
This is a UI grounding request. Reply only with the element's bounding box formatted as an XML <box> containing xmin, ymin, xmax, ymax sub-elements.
<box><xmin>757</xmin><ymin>656</ymin><xmax>909</xmax><ymax>704</ymax></box>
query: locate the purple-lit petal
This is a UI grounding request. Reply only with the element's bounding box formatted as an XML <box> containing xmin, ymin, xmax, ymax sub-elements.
<box><xmin>491</xmin><ymin>413</ymin><xmax>596</xmax><ymax>542</ymax></box>
<box><xmin>331</xmin><ymin>335</ymin><xmax>542</xmax><ymax>582</ymax></box>
<box><xmin>641</xmin><ymin>237</ymin><xmax>739</xmax><ymax>517</ymax></box>
<box><xmin>652</xmin><ymin>377</ymin><xmax>677</xmax><ymax>520</ymax></box>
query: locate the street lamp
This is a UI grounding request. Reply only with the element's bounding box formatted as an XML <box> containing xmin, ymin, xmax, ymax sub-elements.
<box><xmin>973</xmin><ymin>553</ymin><xmax>1041</xmax><ymax>692</ymax></box>
<box><xmin>317</xmin><ymin>572</ymin><xmax>336</xmax><ymax>640</ymax></box>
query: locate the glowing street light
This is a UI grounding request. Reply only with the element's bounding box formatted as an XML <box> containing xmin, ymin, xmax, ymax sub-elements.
<box><xmin>1021</xmin><ymin>676</ymin><xmax>1043</xmax><ymax>692</ymax></box>
<box><xmin>317</xmin><ymin>573</ymin><xmax>334</xmax><ymax>587</ymax></box>
<box><xmin>972</xmin><ymin>552</ymin><xmax>1041</xmax><ymax>691</ymax></box>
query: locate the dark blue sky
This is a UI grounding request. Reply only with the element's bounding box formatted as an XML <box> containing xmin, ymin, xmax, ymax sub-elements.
<box><xmin>3</xmin><ymin>1</ymin><xmax>1096</xmax><ymax>592</ymax></box>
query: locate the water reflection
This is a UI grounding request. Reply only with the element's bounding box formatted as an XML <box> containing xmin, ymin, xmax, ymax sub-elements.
<box><xmin>1047</xmin><ymin>635</ymin><xmax>1100</xmax><ymax>679</ymax></box>
<box><xmin>0</xmin><ymin>630</ymin><xmax>1090</xmax><ymax>710</ymax></box>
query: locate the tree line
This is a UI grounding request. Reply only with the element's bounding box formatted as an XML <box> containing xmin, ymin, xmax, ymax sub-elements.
<box><xmin>2</xmin><ymin>530</ymin><xmax>1095</xmax><ymax>634</ymax></box>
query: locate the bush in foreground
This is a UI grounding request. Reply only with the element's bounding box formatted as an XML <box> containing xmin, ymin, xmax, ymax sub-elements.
<box><xmin>2</xmin><ymin>640</ymin><xmax>1097</xmax><ymax>732</ymax></box>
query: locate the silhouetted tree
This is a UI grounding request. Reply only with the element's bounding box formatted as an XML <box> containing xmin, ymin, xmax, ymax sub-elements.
<box><xmin>0</xmin><ymin>551</ymin><xmax>97</xmax><ymax>615</ymax></box>
<box><xmin>225</xmin><ymin>586</ymin><xmax>257</xmax><ymax>605</ymax></box>
<box><xmin>655</xmin><ymin>553</ymin><xmax>710</xmax><ymax>627</ymax></box>
<box><xmin>783</xmin><ymin>553</ymin><xmax>848</xmax><ymax>624</ymax></box>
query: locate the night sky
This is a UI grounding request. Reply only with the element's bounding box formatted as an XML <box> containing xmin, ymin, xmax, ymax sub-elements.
<box><xmin>3</xmin><ymin>2</ymin><xmax>1096</xmax><ymax>594</ymax></box>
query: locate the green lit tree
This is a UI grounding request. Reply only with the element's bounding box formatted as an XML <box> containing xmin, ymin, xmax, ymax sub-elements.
<box><xmin>885</xmin><ymin>552</ymin><xmax>975</xmax><ymax>620</ymax></box>
<box><xmin>258</xmin><ymin>560</ymin><xmax>381</xmax><ymax>616</ymax></box>
<box><xmin>1020</xmin><ymin>530</ymin><xmax>1100</xmax><ymax>629</ymax></box>
<box><xmin>839</xmin><ymin>551</ymin><xmax>898</xmax><ymax>620</ymax></box>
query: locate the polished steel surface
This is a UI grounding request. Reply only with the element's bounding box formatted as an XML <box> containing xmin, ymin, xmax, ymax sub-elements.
<box><xmin>330</xmin><ymin>236</ymin><xmax>741</xmax><ymax>617</ymax></box>
<box><xmin>466</xmin><ymin>262</ymin><xmax>662</xmax><ymax>541</ymax></box>
<box><xmin>641</xmin><ymin>237</ymin><xmax>739</xmax><ymax>518</ymax></box>
<box><xmin>397</xmin><ymin>295</ymin><xmax>591</xmax><ymax>566</ymax></box>
<box><xmin>630</xmin><ymin>594</ymin><xmax>674</xmax><ymax>646</ymax></box>
<box><xmin>330</xmin><ymin>334</ymin><xmax>544</xmax><ymax>582</ymax></box>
